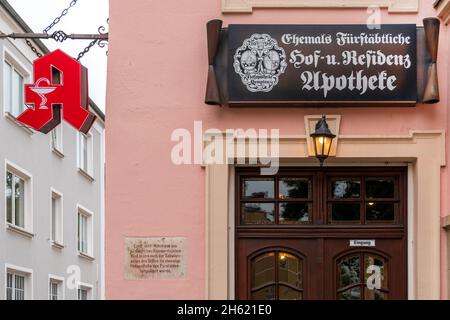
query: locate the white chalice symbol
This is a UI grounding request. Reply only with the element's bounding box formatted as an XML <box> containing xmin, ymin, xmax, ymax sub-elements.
<box><xmin>29</xmin><ymin>78</ymin><xmax>57</xmax><ymax>110</ymax></box>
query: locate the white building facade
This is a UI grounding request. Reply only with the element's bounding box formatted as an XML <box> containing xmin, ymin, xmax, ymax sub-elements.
<box><xmin>0</xmin><ymin>0</ymin><xmax>105</xmax><ymax>300</ymax></box>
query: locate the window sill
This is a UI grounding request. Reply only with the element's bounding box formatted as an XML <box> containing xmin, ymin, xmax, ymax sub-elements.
<box><xmin>78</xmin><ymin>168</ymin><xmax>94</xmax><ymax>182</ymax></box>
<box><xmin>78</xmin><ymin>252</ymin><xmax>95</xmax><ymax>261</ymax></box>
<box><xmin>4</xmin><ymin>112</ymin><xmax>34</xmax><ymax>135</ymax></box>
<box><xmin>6</xmin><ymin>223</ymin><xmax>34</xmax><ymax>238</ymax></box>
<box><xmin>52</xmin><ymin>147</ymin><xmax>65</xmax><ymax>158</ymax></box>
<box><xmin>50</xmin><ymin>241</ymin><xmax>65</xmax><ymax>249</ymax></box>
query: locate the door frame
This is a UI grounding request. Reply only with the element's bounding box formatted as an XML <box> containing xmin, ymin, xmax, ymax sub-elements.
<box><xmin>204</xmin><ymin>129</ymin><xmax>444</xmax><ymax>299</ymax></box>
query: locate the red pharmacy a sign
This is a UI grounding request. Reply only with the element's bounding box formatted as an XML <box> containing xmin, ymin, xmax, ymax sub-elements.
<box><xmin>17</xmin><ymin>49</ymin><xmax>96</xmax><ymax>134</ymax></box>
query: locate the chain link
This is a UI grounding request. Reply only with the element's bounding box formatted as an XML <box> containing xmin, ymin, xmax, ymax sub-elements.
<box><xmin>43</xmin><ymin>0</ymin><xmax>78</xmax><ymax>33</ymax></box>
<box><xmin>25</xmin><ymin>0</ymin><xmax>107</xmax><ymax>61</ymax></box>
<box><xmin>76</xmin><ymin>20</ymin><xmax>109</xmax><ymax>60</ymax></box>
<box><xmin>77</xmin><ymin>39</ymin><xmax>97</xmax><ymax>61</ymax></box>
<box><xmin>26</xmin><ymin>39</ymin><xmax>42</xmax><ymax>58</ymax></box>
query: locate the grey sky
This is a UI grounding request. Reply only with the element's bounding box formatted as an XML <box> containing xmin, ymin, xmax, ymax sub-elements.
<box><xmin>8</xmin><ymin>0</ymin><xmax>109</xmax><ymax>112</ymax></box>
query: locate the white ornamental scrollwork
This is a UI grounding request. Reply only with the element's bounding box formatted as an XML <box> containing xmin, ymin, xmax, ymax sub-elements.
<box><xmin>233</xmin><ymin>33</ymin><xmax>287</xmax><ymax>92</ymax></box>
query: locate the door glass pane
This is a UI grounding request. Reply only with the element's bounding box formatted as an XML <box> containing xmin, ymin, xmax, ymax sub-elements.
<box><xmin>241</xmin><ymin>203</ymin><xmax>275</xmax><ymax>224</ymax></box>
<box><xmin>337</xmin><ymin>253</ymin><xmax>390</xmax><ymax>300</ymax></box>
<box><xmin>364</xmin><ymin>254</ymin><xmax>388</xmax><ymax>290</ymax></box>
<box><xmin>366</xmin><ymin>178</ymin><xmax>395</xmax><ymax>199</ymax></box>
<box><xmin>331</xmin><ymin>179</ymin><xmax>360</xmax><ymax>199</ymax></box>
<box><xmin>251</xmin><ymin>285</ymin><xmax>275</xmax><ymax>300</ymax></box>
<box><xmin>364</xmin><ymin>288</ymin><xmax>387</xmax><ymax>300</ymax></box>
<box><xmin>279</xmin><ymin>286</ymin><xmax>302</xmax><ymax>300</ymax></box>
<box><xmin>338</xmin><ymin>287</ymin><xmax>361</xmax><ymax>300</ymax></box>
<box><xmin>366</xmin><ymin>203</ymin><xmax>396</xmax><ymax>221</ymax></box>
<box><xmin>330</xmin><ymin>203</ymin><xmax>360</xmax><ymax>222</ymax></box>
<box><xmin>6</xmin><ymin>172</ymin><xmax>13</xmax><ymax>223</ymax></box>
<box><xmin>251</xmin><ymin>250</ymin><xmax>304</xmax><ymax>300</ymax></box>
<box><xmin>338</xmin><ymin>255</ymin><xmax>360</xmax><ymax>288</ymax></box>
<box><xmin>14</xmin><ymin>175</ymin><xmax>25</xmax><ymax>228</ymax></box>
<box><xmin>252</xmin><ymin>252</ymin><xmax>275</xmax><ymax>288</ymax></box>
<box><xmin>278</xmin><ymin>252</ymin><xmax>302</xmax><ymax>288</ymax></box>
<box><xmin>278</xmin><ymin>178</ymin><xmax>310</xmax><ymax>199</ymax></box>
<box><xmin>242</xmin><ymin>178</ymin><xmax>274</xmax><ymax>199</ymax></box>
<box><xmin>279</xmin><ymin>203</ymin><xmax>311</xmax><ymax>224</ymax></box>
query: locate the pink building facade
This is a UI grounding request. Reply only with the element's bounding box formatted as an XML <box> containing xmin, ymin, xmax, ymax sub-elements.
<box><xmin>106</xmin><ymin>0</ymin><xmax>450</xmax><ymax>299</ymax></box>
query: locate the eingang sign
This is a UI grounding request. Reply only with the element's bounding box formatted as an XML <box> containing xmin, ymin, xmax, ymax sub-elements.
<box><xmin>205</xmin><ymin>20</ymin><xmax>439</xmax><ymax>107</ymax></box>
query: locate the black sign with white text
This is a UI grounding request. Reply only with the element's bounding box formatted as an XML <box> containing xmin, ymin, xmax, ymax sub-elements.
<box><xmin>228</xmin><ymin>24</ymin><xmax>417</xmax><ymax>105</ymax></box>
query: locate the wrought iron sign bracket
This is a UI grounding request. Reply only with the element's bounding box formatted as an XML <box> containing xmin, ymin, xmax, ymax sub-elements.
<box><xmin>0</xmin><ymin>27</ymin><xmax>109</xmax><ymax>60</ymax></box>
<box><xmin>2</xmin><ymin>0</ymin><xmax>109</xmax><ymax>60</ymax></box>
<box><xmin>0</xmin><ymin>31</ymin><xmax>108</xmax><ymax>42</ymax></box>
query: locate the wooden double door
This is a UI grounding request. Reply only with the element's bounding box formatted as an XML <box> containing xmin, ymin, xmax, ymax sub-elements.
<box><xmin>235</xmin><ymin>167</ymin><xmax>407</xmax><ymax>300</ymax></box>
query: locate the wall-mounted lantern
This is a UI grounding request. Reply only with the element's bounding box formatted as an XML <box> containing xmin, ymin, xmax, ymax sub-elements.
<box><xmin>310</xmin><ymin>115</ymin><xmax>336</xmax><ymax>167</ymax></box>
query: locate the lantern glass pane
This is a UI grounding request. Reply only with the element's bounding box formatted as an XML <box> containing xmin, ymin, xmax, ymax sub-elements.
<box><xmin>324</xmin><ymin>137</ymin><xmax>333</xmax><ymax>156</ymax></box>
<box><xmin>314</xmin><ymin>136</ymin><xmax>325</xmax><ymax>157</ymax></box>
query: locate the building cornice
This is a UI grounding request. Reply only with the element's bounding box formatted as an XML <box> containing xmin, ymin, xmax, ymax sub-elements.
<box><xmin>222</xmin><ymin>0</ymin><xmax>418</xmax><ymax>13</ymax></box>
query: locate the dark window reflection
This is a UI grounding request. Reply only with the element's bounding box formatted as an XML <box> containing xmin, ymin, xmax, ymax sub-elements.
<box><xmin>331</xmin><ymin>203</ymin><xmax>360</xmax><ymax>222</ymax></box>
<box><xmin>279</xmin><ymin>203</ymin><xmax>311</xmax><ymax>224</ymax></box>
<box><xmin>366</xmin><ymin>203</ymin><xmax>395</xmax><ymax>221</ymax></box>
<box><xmin>242</xmin><ymin>178</ymin><xmax>274</xmax><ymax>199</ymax></box>
<box><xmin>338</xmin><ymin>255</ymin><xmax>360</xmax><ymax>288</ymax></box>
<box><xmin>241</xmin><ymin>203</ymin><xmax>275</xmax><ymax>224</ymax></box>
<box><xmin>279</xmin><ymin>178</ymin><xmax>310</xmax><ymax>199</ymax></box>
<box><xmin>332</xmin><ymin>179</ymin><xmax>361</xmax><ymax>199</ymax></box>
<box><xmin>366</xmin><ymin>179</ymin><xmax>395</xmax><ymax>199</ymax></box>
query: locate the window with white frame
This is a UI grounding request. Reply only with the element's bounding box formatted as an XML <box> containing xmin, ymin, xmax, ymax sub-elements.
<box><xmin>77</xmin><ymin>206</ymin><xmax>92</xmax><ymax>256</ymax></box>
<box><xmin>77</xmin><ymin>286</ymin><xmax>91</xmax><ymax>300</ymax></box>
<box><xmin>6</xmin><ymin>268</ymin><xmax>31</xmax><ymax>300</ymax></box>
<box><xmin>3</xmin><ymin>59</ymin><xmax>25</xmax><ymax>118</ymax></box>
<box><xmin>6</xmin><ymin>163</ymin><xmax>32</xmax><ymax>232</ymax></box>
<box><xmin>48</xmin><ymin>278</ymin><xmax>63</xmax><ymax>300</ymax></box>
<box><xmin>51</xmin><ymin>124</ymin><xmax>63</xmax><ymax>154</ymax></box>
<box><xmin>51</xmin><ymin>190</ymin><xmax>63</xmax><ymax>245</ymax></box>
<box><xmin>77</xmin><ymin>132</ymin><xmax>93</xmax><ymax>176</ymax></box>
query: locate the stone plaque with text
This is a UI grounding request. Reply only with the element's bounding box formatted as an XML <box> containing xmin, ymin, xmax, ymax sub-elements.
<box><xmin>124</xmin><ymin>237</ymin><xmax>187</xmax><ymax>280</ymax></box>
